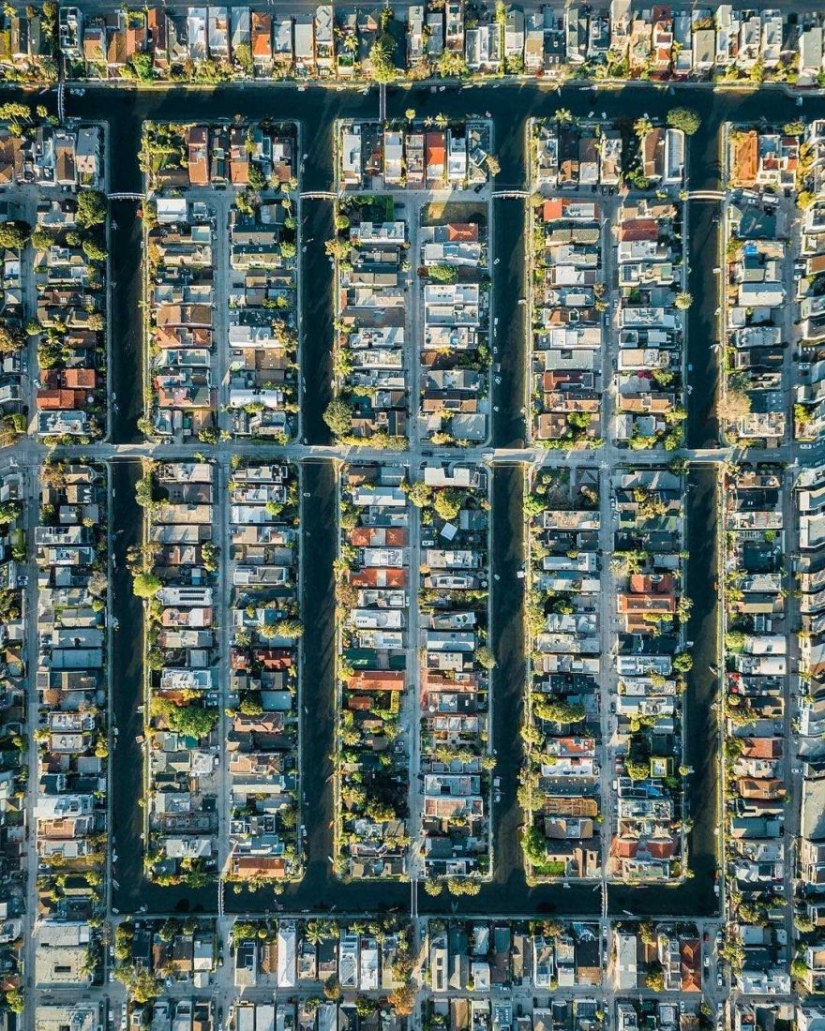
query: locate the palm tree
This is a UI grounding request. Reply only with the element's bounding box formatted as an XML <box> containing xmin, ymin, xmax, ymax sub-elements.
<box><xmin>556</xmin><ymin>108</ymin><xmax>573</xmax><ymax>124</ymax></box>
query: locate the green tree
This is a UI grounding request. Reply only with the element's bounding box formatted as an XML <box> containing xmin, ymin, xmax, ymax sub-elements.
<box><xmin>82</xmin><ymin>236</ymin><xmax>107</xmax><ymax>262</ymax></box>
<box><xmin>370</xmin><ymin>34</ymin><xmax>397</xmax><ymax>83</ymax></box>
<box><xmin>76</xmin><ymin>191</ymin><xmax>107</xmax><ymax>228</ymax></box>
<box><xmin>129</xmin><ymin>52</ymin><xmax>154</xmax><ymax>80</ymax></box>
<box><xmin>5</xmin><ymin>989</ymin><xmax>24</xmax><ymax>1014</ymax></box>
<box><xmin>626</xmin><ymin>760</ymin><xmax>650</xmax><ymax>781</ymax></box>
<box><xmin>234</xmin><ymin>43</ymin><xmax>254</xmax><ymax>75</ymax></box>
<box><xmin>476</xmin><ymin>645</ymin><xmax>496</xmax><ymax>670</ymax></box>
<box><xmin>276</xmin><ymin>619</ymin><xmax>304</xmax><ymax>639</ymax></box>
<box><xmin>132</xmin><ymin>572</ymin><xmax>162</xmax><ymax>598</ymax></box>
<box><xmin>666</xmin><ymin>107</ymin><xmax>701</xmax><ymax>135</ymax></box>
<box><xmin>645</xmin><ymin>967</ymin><xmax>665</xmax><ymax>992</ymax></box>
<box><xmin>166</xmin><ymin>705</ymin><xmax>219</xmax><ymax>739</ymax></box>
<box><xmin>533</xmin><ymin>697</ymin><xmax>585</xmax><ymax>723</ymax></box>
<box><xmin>438</xmin><ymin>50</ymin><xmax>467</xmax><ymax>76</ymax></box>
<box><xmin>406</xmin><ymin>481</ymin><xmax>433</xmax><ymax>508</ymax></box>
<box><xmin>323</xmin><ymin>398</ymin><xmax>353</xmax><ymax>436</ymax></box>
<box><xmin>522</xmin><ymin>824</ymin><xmax>547</xmax><ymax>863</ymax></box>
<box><xmin>672</xmin><ymin>652</ymin><xmax>693</xmax><ymax>673</ymax></box>
<box><xmin>0</xmin><ymin>220</ymin><xmax>30</xmax><ymax>249</ymax></box>
<box><xmin>428</xmin><ymin>263</ymin><xmax>458</xmax><ymax>283</ymax></box>
<box><xmin>433</xmin><ymin>489</ymin><xmax>464</xmax><ymax>521</ymax></box>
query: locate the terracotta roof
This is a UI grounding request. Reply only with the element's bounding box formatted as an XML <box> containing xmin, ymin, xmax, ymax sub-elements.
<box><xmin>347</xmin><ymin>671</ymin><xmax>405</xmax><ymax>692</ymax></box>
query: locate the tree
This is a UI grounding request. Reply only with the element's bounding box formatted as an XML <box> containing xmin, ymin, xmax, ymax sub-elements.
<box><xmin>31</xmin><ymin>227</ymin><xmax>57</xmax><ymax>251</ymax></box>
<box><xmin>639</xmin><ymin>920</ymin><xmax>656</xmax><ymax>946</ymax></box>
<box><xmin>486</xmin><ymin>154</ymin><xmax>500</xmax><ymax>177</ymax></box>
<box><xmin>0</xmin><ymin>220</ymin><xmax>30</xmax><ymax>249</ymax></box>
<box><xmin>433</xmin><ymin>489</ymin><xmax>464</xmax><ymax>521</ymax></box>
<box><xmin>634</xmin><ymin>116</ymin><xmax>653</xmax><ymax>139</ymax></box>
<box><xmin>672</xmin><ymin>652</ymin><xmax>693</xmax><ymax>673</ymax></box>
<box><xmin>239</xmin><ymin>696</ymin><xmax>263</xmax><ymax>716</ymax></box>
<box><xmin>645</xmin><ymin>967</ymin><xmax>665</xmax><ymax>992</ymax></box>
<box><xmin>323</xmin><ymin>976</ymin><xmax>342</xmax><ymax>1001</ymax></box>
<box><xmin>129</xmin><ymin>51</ymin><xmax>155</xmax><ymax>80</ymax></box>
<box><xmin>533</xmin><ymin>697</ymin><xmax>586</xmax><ymax>723</ymax></box>
<box><xmin>323</xmin><ymin>398</ymin><xmax>353</xmax><ymax>436</ymax></box>
<box><xmin>370</xmin><ymin>34</ymin><xmax>397</xmax><ymax>83</ymax></box>
<box><xmin>626</xmin><ymin>760</ymin><xmax>650</xmax><ymax>781</ymax></box>
<box><xmin>406</xmin><ymin>481</ymin><xmax>433</xmax><ymax>508</ymax></box>
<box><xmin>234</xmin><ymin>43</ymin><xmax>254</xmax><ymax>75</ymax></box>
<box><xmin>387</xmin><ymin>982</ymin><xmax>415</xmax><ymax>1016</ymax></box>
<box><xmin>0</xmin><ymin>325</ymin><xmax>23</xmax><ymax>355</ymax></box>
<box><xmin>477</xmin><ymin>645</ymin><xmax>496</xmax><ymax>670</ymax></box>
<box><xmin>132</xmin><ymin>572</ymin><xmax>162</xmax><ymax>598</ymax></box>
<box><xmin>76</xmin><ymin>191</ymin><xmax>107</xmax><ymax>228</ymax></box>
<box><xmin>325</xmin><ymin>237</ymin><xmax>350</xmax><ymax>260</ymax></box>
<box><xmin>717</xmin><ymin>388</ymin><xmax>751</xmax><ymax>423</ymax></box>
<box><xmin>674</xmin><ymin>291</ymin><xmax>692</xmax><ymax>310</ymax></box>
<box><xmin>438</xmin><ymin>50</ymin><xmax>467</xmax><ymax>76</ymax></box>
<box><xmin>277</xmin><ymin>619</ymin><xmax>304</xmax><ymax>639</ymax></box>
<box><xmin>129</xmin><ymin>968</ymin><xmax>164</xmax><ymax>1005</ymax></box>
<box><xmin>666</xmin><ymin>107</ymin><xmax>701</xmax><ymax>136</ymax></box>
<box><xmin>5</xmin><ymin>989</ymin><xmax>24</xmax><ymax>1014</ymax></box>
<box><xmin>82</xmin><ymin>236</ymin><xmax>107</xmax><ymax>262</ymax></box>
<box><xmin>522</xmin><ymin>824</ymin><xmax>547</xmax><ymax>863</ymax></box>
<box><xmin>165</xmin><ymin>705</ymin><xmax>219</xmax><ymax>739</ymax></box>
<box><xmin>428</xmin><ymin>263</ymin><xmax>458</xmax><ymax>283</ymax></box>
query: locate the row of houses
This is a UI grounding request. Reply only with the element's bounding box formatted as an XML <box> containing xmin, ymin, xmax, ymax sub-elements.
<box><xmin>0</xmin><ymin>120</ymin><xmax>102</xmax><ymax>189</ymax></box>
<box><xmin>533</xmin><ymin>120</ymin><xmax>684</xmax><ymax>193</ymax></box>
<box><xmin>335</xmin><ymin>463</ymin><xmax>410</xmax><ymax>879</ymax></box>
<box><xmin>0</xmin><ymin>119</ymin><xmax>97</xmax><ymax>437</ymax></box>
<box><xmin>339</xmin><ymin>121</ymin><xmax>491</xmax><ymax>192</ymax></box>
<box><xmin>34</xmin><ymin>463</ymin><xmax>109</xmax><ymax>988</ymax></box>
<box><xmin>146</xmin><ymin>122</ymin><xmax>298</xmax><ymax>442</ymax></box>
<box><xmin>225</xmin><ymin>462</ymin><xmax>302</xmax><ymax>884</ymax></box>
<box><xmin>614</xmin><ymin>199</ymin><xmax>686</xmax><ymax>449</ymax></box>
<box><xmin>0</xmin><ymin>117</ymin><xmax>107</xmax><ymax>441</ymax></box>
<box><xmin>0</xmin><ymin>4</ymin><xmax>57</xmax><ymax>81</ymax></box>
<box><xmin>419</xmin><ymin>216</ymin><xmax>490</xmax><ymax>446</ymax></box>
<box><xmin>429</xmin><ymin>921</ymin><xmax>602</xmax><ymax>993</ymax></box>
<box><xmin>417</xmin><ymin>464</ymin><xmax>492</xmax><ymax>883</ymax></box>
<box><xmin>722</xmin><ymin>187</ymin><xmax>789</xmax><ymax>444</ymax></box>
<box><xmin>142</xmin><ymin>462</ymin><xmax>220</xmax><ymax>887</ymax></box>
<box><xmin>226</xmin><ymin>194</ymin><xmax>299</xmax><ymax>441</ymax></box>
<box><xmin>530</xmin><ymin>195</ymin><xmax>605</xmax><ymax>446</ymax></box>
<box><xmin>332</xmin><ymin>205</ymin><xmax>410</xmax><ymax>445</ymax></box>
<box><xmin>794</xmin><ymin>121</ymin><xmax>825</xmax><ymax>443</ymax></box>
<box><xmin>113</xmin><ymin>918</ymin><xmax>218</xmax><ymax>991</ymax></box>
<box><xmin>523</xmin><ymin>468</ymin><xmax>603</xmax><ymax>881</ymax></box>
<box><xmin>0</xmin><ymin>471</ymin><xmax>26</xmax><ymax>1001</ymax></box>
<box><xmin>234</xmin><ymin>920</ymin><xmax>408</xmax><ymax>993</ymax></box>
<box><xmin>795</xmin><ymin>464</ymin><xmax>825</xmax><ymax>990</ymax></box>
<box><xmin>0</xmin><ymin>239</ymin><xmax>27</xmax><ymax>438</ymax></box>
<box><xmin>145</xmin><ymin>122</ymin><xmax>295</xmax><ymax>194</ymax></box>
<box><xmin>610</xmin><ymin>470</ymin><xmax>688</xmax><ymax>882</ymax></box>
<box><xmin>610</xmin><ymin>923</ymin><xmax>702</xmax><ymax>992</ymax></box>
<box><xmin>722</xmin><ymin>466</ymin><xmax>792</xmax><ymax>996</ymax></box>
<box><xmin>147</xmin><ymin>194</ymin><xmax>216</xmax><ymax>442</ymax></box>
<box><xmin>56</xmin><ymin>3</ymin><xmax>825</xmax><ymax>86</ymax></box>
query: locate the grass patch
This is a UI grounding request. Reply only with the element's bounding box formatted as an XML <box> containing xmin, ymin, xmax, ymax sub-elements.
<box><xmin>420</xmin><ymin>200</ymin><xmax>488</xmax><ymax>227</ymax></box>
